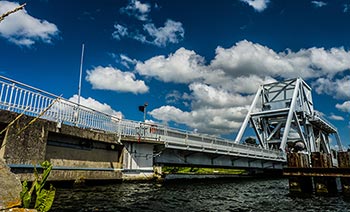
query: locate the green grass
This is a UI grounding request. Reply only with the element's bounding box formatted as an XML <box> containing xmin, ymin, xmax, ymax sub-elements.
<box><xmin>162</xmin><ymin>166</ymin><xmax>246</xmax><ymax>175</ymax></box>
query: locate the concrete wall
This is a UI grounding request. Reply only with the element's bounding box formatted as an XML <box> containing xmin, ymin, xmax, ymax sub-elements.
<box><xmin>0</xmin><ymin>111</ymin><xmax>48</xmax><ymax>165</ymax></box>
<box><xmin>0</xmin><ymin>110</ymin><xmax>123</xmax><ymax>181</ymax></box>
<box><xmin>123</xmin><ymin>142</ymin><xmax>154</xmax><ymax>170</ymax></box>
<box><xmin>122</xmin><ymin>142</ymin><xmax>156</xmax><ymax>180</ymax></box>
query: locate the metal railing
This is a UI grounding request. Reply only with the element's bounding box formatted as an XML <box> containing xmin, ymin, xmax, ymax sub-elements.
<box><xmin>0</xmin><ymin>75</ymin><xmax>123</xmax><ymax>132</ymax></box>
<box><xmin>312</xmin><ymin>111</ymin><xmax>337</xmax><ymax>133</ymax></box>
<box><xmin>0</xmin><ymin>75</ymin><xmax>285</xmax><ymax>161</ymax></box>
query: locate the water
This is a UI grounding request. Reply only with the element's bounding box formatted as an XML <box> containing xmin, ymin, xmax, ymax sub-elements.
<box><xmin>51</xmin><ymin>178</ymin><xmax>350</xmax><ymax>212</ymax></box>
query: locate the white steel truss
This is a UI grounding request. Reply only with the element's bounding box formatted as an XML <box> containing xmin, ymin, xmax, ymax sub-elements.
<box><xmin>235</xmin><ymin>78</ymin><xmax>343</xmax><ymax>154</ymax></box>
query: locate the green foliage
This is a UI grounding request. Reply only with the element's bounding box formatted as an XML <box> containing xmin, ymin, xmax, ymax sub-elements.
<box><xmin>20</xmin><ymin>161</ymin><xmax>56</xmax><ymax>212</ymax></box>
<box><xmin>34</xmin><ymin>184</ymin><xmax>56</xmax><ymax>212</ymax></box>
<box><xmin>162</xmin><ymin>166</ymin><xmax>246</xmax><ymax>175</ymax></box>
<box><xmin>20</xmin><ymin>181</ymin><xmax>31</xmax><ymax>208</ymax></box>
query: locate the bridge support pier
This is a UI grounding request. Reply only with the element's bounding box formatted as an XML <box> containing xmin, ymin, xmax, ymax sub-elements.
<box><xmin>122</xmin><ymin>142</ymin><xmax>156</xmax><ymax>180</ymax></box>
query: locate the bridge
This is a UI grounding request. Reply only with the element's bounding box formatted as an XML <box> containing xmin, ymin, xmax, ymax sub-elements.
<box><xmin>0</xmin><ymin>76</ymin><xmax>340</xmax><ymax>181</ymax></box>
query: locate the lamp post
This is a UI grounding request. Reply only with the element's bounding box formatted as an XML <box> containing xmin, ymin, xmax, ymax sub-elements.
<box><xmin>138</xmin><ymin>102</ymin><xmax>148</xmax><ymax>122</ymax></box>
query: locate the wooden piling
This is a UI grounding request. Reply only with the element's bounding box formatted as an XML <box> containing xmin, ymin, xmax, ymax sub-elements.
<box><xmin>338</xmin><ymin>152</ymin><xmax>350</xmax><ymax>196</ymax></box>
<box><xmin>311</xmin><ymin>152</ymin><xmax>338</xmax><ymax>195</ymax></box>
<box><xmin>287</xmin><ymin>153</ymin><xmax>312</xmax><ymax>194</ymax></box>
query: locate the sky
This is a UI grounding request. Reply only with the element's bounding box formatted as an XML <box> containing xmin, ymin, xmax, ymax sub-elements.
<box><xmin>0</xmin><ymin>0</ymin><xmax>350</xmax><ymax>147</ymax></box>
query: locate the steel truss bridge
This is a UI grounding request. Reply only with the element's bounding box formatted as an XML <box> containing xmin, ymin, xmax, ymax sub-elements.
<box><xmin>0</xmin><ymin>76</ymin><xmax>340</xmax><ymax>170</ymax></box>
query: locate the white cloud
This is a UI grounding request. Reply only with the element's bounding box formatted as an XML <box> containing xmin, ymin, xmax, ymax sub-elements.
<box><xmin>344</xmin><ymin>4</ymin><xmax>350</xmax><ymax>13</ymax></box>
<box><xmin>86</xmin><ymin>66</ymin><xmax>149</xmax><ymax>94</ymax></box>
<box><xmin>240</xmin><ymin>0</ymin><xmax>270</xmax><ymax>12</ymax></box>
<box><xmin>112</xmin><ymin>24</ymin><xmax>128</xmax><ymax>40</ymax></box>
<box><xmin>210</xmin><ymin>40</ymin><xmax>295</xmax><ymax>78</ymax></box>
<box><xmin>136</xmin><ymin>47</ymin><xmax>205</xmax><ymax>83</ymax></box>
<box><xmin>120</xmin><ymin>0</ymin><xmax>151</xmax><ymax>21</ymax></box>
<box><xmin>116</xmin><ymin>54</ymin><xmax>138</xmax><ymax>69</ymax></box>
<box><xmin>129</xmin><ymin>40</ymin><xmax>350</xmax><ymax>135</ymax></box>
<box><xmin>329</xmin><ymin>114</ymin><xmax>344</xmax><ymax>121</ymax></box>
<box><xmin>313</xmin><ymin>76</ymin><xmax>350</xmax><ymax>99</ymax></box>
<box><xmin>69</xmin><ymin>95</ymin><xmax>122</xmax><ymax>119</ymax></box>
<box><xmin>0</xmin><ymin>1</ymin><xmax>59</xmax><ymax>47</ymax></box>
<box><xmin>143</xmin><ymin>19</ymin><xmax>185</xmax><ymax>47</ymax></box>
<box><xmin>115</xmin><ymin>1</ymin><xmax>184</xmax><ymax>47</ymax></box>
<box><xmin>311</xmin><ymin>1</ymin><xmax>327</xmax><ymax>8</ymax></box>
<box><xmin>112</xmin><ymin>19</ymin><xmax>184</xmax><ymax>47</ymax></box>
<box><xmin>210</xmin><ymin>40</ymin><xmax>350</xmax><ymax>79</ymax></box>
<box><xmin>165</xmin><ymin>90</ymin><xmax>181</xmax><ymax>103</ymax></box>
<box><xmin>149</xmin><ymin>105</ymin><xmax>248</xmax><ymax>135</ymax></box>
<box><xmin>204</xmin><ymin>74</ymin><xmax>276</xmax><ymax>94</ymax></box>
<box><xmin>189</xmin><ymin>83</ymin><xmax>253</xmax><ymax>109</ymax></box>
<box><xmin>336</xmin><ymin>101</ymin><xmax>350</xmax><ymax>113</ymax></box>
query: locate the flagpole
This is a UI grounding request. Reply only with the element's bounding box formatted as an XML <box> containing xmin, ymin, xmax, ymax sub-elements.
<box><xmin>78</xmin><ymin>43</ymin><xmax>85</xmax><ymax>106</ymax></box>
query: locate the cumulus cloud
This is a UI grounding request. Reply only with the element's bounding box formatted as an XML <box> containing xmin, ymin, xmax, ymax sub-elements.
<box><xmin>148</xmin><ymin>81</ymin><xmax>257</xmax><ymax>134</ymax></box>
<box><xmin>143</xmin><ymin>19</ymin><xmax>184</xmax><ymax>47</ymax></box>
<box><xmin>311</xmin><ymin>1</ymin><xmax>327</xmax><ymax>8</ymax></box>
<box><xmin>336</xmin><ymin>101</ymin><xmax>350</xmax><ymax>113</ymax></box>
<box><xmin>189</xmin><ymin>83</ymin><xmax>253</xmax><ymax>109</ymax></box>
<box><xmin>149</xmin><ymin>105</ymin><xmax>248</xmax><ymax>135</ymax></box>
<box><xmin>136</xmin><ymin>47</ymin><xmax>205</xmax><ymax>83</ymax></box>
<box><xmin>112</xmin><ymin>19</ymin><xmax>184</xmax><ymax>47</ymax></box>
<box><xmin>313</xmin><ymin>76</ymin><xmax>350</xmax><ymax>99</ymax></box>
<box><xmin>240</xmin><ymin>0</ymin><xmax>270</xmax><ymax>12</ymax></box>
<box><xmin>114</xmin><ymin>1</ymin><xmax>184</xmax><ymax>47</ymax></box>
<box><xmin>69</xmin><ymin>95</ymin><xmax>122</xmax><ymax>119</ymax></box>
<box><xmin>210</xmin><ymin>40</ymin><xmax>350</xmax><ymax>80</ymax></box>
<box><xmin>120</xmin><ymin>0</ymin><xmax>151</xmax><ymax>21</ymax></box>
<box><xmin>135</xmin><ymin>40</ymin><xmax>350</xmax><ymax>136</ymax></box>
<box><xmin>0</xmin><ymin>1</ymin><xmax>59</xmax><ymax>47</ymax></box>
<box><xmin>137</xmin><ymin>41</ymin><xmax>350</xmax><ymax>88</ymax></box>
<box><xmin>165</xmin><ymin>90</ymin><xmax>191</xmax><ymax>105</ymax></box>
<box><xmin>204</xmin><ymin>74</ymin><xmax>276</xmax><ymax>94</ymax></box>
<box><xmin>86</xmin><ymin>66</ymin><xmax>149</xmax><ymax>94</ymax></box>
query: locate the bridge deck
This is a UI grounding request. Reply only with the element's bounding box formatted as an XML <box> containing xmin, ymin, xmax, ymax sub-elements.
<box><xmin>0</xmin><ymin>75</ymin><xmax>285</xmax><ymax>163</ymax></box>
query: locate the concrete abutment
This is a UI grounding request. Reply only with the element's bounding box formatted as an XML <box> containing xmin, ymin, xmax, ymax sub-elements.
<box><xmin>0</xmin><ymin>110</ymin><xmax>163</xmax><ymax>182</ymax></box>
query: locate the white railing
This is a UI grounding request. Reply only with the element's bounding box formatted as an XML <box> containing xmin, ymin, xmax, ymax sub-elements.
<box><xmin>0</xmin><ymin>75</ymin><xmax>285</xmax><ymax>161</ymax></box>
<box><xmin>312</xmin><ymin>111</ymin><xmax>337</xmax><ymax>132</ymax></box>
<box><xmin>0</xmin><ymin>76</ymin><xmax>121</xmax><ymax>132</ymax></box>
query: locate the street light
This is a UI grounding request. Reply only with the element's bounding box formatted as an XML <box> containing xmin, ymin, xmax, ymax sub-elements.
<box><xmin>138</xmin><ymin>102</ymin><xmax>148</xmax><ymax>122</ymax></box>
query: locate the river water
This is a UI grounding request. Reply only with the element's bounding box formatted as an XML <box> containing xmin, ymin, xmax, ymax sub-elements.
<box><xmin>51</xmin><ymin>178</ymin><xmax>350</xmax><ymax>212</ymax></box>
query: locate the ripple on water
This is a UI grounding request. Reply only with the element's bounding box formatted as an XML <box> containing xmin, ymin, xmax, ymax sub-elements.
<box><xmin>51</xmin><ymin>178</ymin><xmax>350</xmax><ymax>212</ymax></box>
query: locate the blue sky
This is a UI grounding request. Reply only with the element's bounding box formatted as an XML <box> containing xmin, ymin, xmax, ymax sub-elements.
<box><xmin>0</xmin><ymin>0</ymin><xmax>350</xmax><ymax>146</ymax></box>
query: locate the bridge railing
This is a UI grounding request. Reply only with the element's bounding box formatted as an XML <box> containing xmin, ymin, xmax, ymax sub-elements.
<box><xmin>312</xmin><ymin>111</ymin><xmax>337</xmax><ymax>132</ymax></box>
<box><xmin>141</xmin><ymin>123</ymin><xmax>283</xmax><ymax>160</ymax></box>
<box><xmin>0</xmin><ymin>76</ymin><xmax>122</xmax><ymax>132</ymax></box>
<box><xmin>0</xmin><ymin>75</ymin><xmax>283</xmax><ymax>160</ymax></box>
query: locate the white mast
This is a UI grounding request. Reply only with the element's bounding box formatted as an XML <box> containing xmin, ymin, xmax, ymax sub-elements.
<box><xmin>78</xmin><ymin>43</ymin><xmax>85</xmax><ymax>105</ymax></box>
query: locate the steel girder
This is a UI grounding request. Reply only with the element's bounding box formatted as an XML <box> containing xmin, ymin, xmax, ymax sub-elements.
<box><xmin>235</xmin><ymin>78</ymin><xmax>343</xmax><ymax>154</ymax></box>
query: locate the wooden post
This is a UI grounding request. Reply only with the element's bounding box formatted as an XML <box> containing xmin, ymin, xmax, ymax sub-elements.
<box><xmin>312</xmin><ymin>152</ymin><xmax>338</xmax><ymax>195</ymax></box>
<box><xmin>338</xmin><ymin>152</ymin><xmax>350</xmax><ymax>196</ymax></box>
<box><xmin>287</xmin><ymin>153</ymin><xmax>312</xmax><ymax>194</ymax></box>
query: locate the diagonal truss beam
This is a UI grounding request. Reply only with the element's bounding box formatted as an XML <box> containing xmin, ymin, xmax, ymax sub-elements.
<box><xmin>279</xmin><ymin>78</ymin><xmax>301</xmax><ymax>152</ymax></box>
